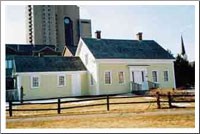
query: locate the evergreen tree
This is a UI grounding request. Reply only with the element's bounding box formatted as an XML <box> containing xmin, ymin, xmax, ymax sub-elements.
<box><xmin>174</xmin><ymin>54</ymin><xmax>195</xmax><ymax>88</ymax></box>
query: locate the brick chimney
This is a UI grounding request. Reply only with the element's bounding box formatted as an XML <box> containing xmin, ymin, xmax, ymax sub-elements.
<box><xmin>95</xmin><ymin>30</ymin><xmax>101</xmax><ymax>39</ymax></box>
<box><xmin>136</xmin><ymin>32</ymin><xmax>143</xmax><ymax>40</ymax></box>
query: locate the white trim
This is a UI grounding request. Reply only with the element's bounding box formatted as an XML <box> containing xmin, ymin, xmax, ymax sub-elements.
<box><xmin>57</xmin><ymin>74</ymin><xmax>66</xmax><ymax>87</ymax></box>
<box><xmin>172</xmin><ymin>62</ymin><xmax>176</xmax><ymax>89</ymax></box>
<box><xmin>30</xmin><ymin>75</ymin><xmax>40</xmax><ymax>89</ymax></box>
<box><xmin>152</xmin><ymin>70</ymin><xmax>159</xmax><ymax>83</ymax></box>
<box><xmin>15</xmin><ymin>71</ymin><xmax>87</xmax><ymax>75</ymax></box>
<box><xmin>17</xmin><ymin>75</ymin><xmax>21</xmax><ymax>100</ymax></box>
<box><xmin>96</xmin><ymin>63</ymin><xmax>100</xmax><ymax>95</ymax></box>
<box><xmin>96</xmin><ymin>59</ymin><xmax>175</xmax><ymax>64</ymax></box>
<box><xmin>104</xmin><ymin>70</ymin><xmax>112</xmax><ymax>85</ymax></box>
<box><xmin>118</xmin><ymin>71</ymin><xmax>125</xmax><ymax>85</ymax></box>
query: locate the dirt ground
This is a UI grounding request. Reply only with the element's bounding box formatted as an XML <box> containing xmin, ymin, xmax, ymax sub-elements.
<box><xmin>5</xmin><ymin>91</ymin><xmax>195</xmax><ymax>128</ymax></box>
<box><xmin>6</xmin><ymin>107</ymin><xmax>194</xmax><ymax>128</ymax></box>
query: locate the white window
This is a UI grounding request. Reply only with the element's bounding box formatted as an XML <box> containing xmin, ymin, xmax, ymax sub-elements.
<box><xmin>118</xmin><ymin>71</ymin><xmax>125</xmax><ymax>84</ymax></box>
<box><xmin>31</xmin><ymin>76</ymin><xmax>40</xmax><ymax>88</ymax></box>
<box><xmin>105</xmin><ymin>71</ymin><xmax>112</xmax><ymax>84</ymax></box>
<box><xmin>164</xmin><ymin>71</ymin><xmax>169</xmax><ymax>82</ymax></box>
<box><xmin>90</xmin><ymin>74</ymin><xmax>94</xmax><ymax>86</ymax></box>
<box><xmin>57</xmin><ymin>75</ymin><xmax>66</xmax><ymax>87</ymax></box>
<box><xmin>85</xmin><ymin>54</ymin><xmax>88</xmax><ymax>65</ymax></box>
<box><xmin>152</xmin><ymin>71</ymin><xmax>158</xmax><ymax>82</ymax></box>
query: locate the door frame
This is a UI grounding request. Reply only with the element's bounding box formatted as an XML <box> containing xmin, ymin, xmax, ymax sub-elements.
<box><xmin>128</xmin><ymin>65</ymin><xmax>149</xmax><ymax>90</ymax></box>
<box><xmin>71</xmin><ymin>73</ymin><xmax>81</xmax><ymax>96</ymax></box>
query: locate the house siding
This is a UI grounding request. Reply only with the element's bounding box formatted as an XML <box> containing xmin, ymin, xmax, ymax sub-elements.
<box><xmin>147</xmin><ymin>63</ymin><xmax>175</xmax><ymax>88</ymax></box>
<box><xmin>98</xmin><ymin>64</ymin><xmax>130</xmax><ymax>94</ymax></box>
<box><xmin>20</xmin><ymin>72</ymin><xmax>88</xmax><ymax>100</ymax></box>
<box><xmin>76</xmin><ymin>39</ymin><xmax>98</xmax><ymax>95</ymax></box>
<box><xmin>97</xmin><ymin>62</ymin><xmax>175</xmax><ymax>94</ymax></box>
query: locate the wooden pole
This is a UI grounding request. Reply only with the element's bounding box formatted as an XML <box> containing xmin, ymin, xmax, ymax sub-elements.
<box><xmin>9</xmin><ymin>101</ymin><xmax>12</xmax><ymax>117</ymax></box>
<box><xmin>57</xmin><ymin>98</ymin><xmax>61</xmax><ymax>114</ymax></box>
<box><xmin>106</xmin><ymin>95</ymin><xmax>110</xmax><ymax>111</ymax></box>
<box><xmin>168</xmin><ymin>92</ymin><xmax>172</xmax><ymax>108</ymax></box>
<box><xmin>156</xmin><ymin>91</ymin><xmax>161</xmax><ymax>109</ymax></box>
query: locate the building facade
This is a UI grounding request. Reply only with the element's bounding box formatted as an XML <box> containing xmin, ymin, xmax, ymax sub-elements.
<box><xmin>26</xmin><ymin>5</ymin><xmax>91</xmax><ymax>52</ymax></box>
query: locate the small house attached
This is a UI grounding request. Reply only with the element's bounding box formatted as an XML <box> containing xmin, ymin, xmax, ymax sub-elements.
<box><xmin>76</xmin><ymin>32</ymin><xmax>176</xmax><ymax>95</ymax></box>
<box><xmin>13</xmin><ymin>56</ymin><xmax>88</xmax><ymax>100</ymax></box>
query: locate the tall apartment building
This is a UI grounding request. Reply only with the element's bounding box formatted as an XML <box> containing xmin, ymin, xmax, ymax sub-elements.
<box><xmin>79</xmin><ymin>19</ymin><xmax>92</xmax><ymax>38</ymax></box>
<box><xmin>26</xmin><ymin>5</ymin><xmax>91</xmax><ymax>52</ymax></box>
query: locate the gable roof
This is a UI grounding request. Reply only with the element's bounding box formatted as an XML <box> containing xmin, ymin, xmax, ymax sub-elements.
<box><xmin>6</xmin><ymin>44</ymin><xmax>60</xmax><ymax>56</ymax></box>
<box><xmin>14</xmin><ymin>56</ymin><xmax>86</xmax><ymax>73</ymax></box>
<box><xmin>81</xmin><ymin>38</ymin><xmax>174</xmax><ymax>59</ymax></box>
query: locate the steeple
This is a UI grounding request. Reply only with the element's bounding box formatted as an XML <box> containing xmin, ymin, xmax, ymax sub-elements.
<box><xmin>181</xmin><ymin>35</ymin><xmax>187</xmax><ymax>60</ymax></box>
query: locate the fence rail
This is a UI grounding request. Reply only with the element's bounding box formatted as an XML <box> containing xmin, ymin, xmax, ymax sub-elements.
<box><xmin>6</xmin><ymin>92</ymin><xmax>195</xmax><ymax>117</ymax></box>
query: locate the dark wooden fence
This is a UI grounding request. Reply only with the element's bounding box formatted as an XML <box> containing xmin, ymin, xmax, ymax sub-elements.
<box><xmin>6</xmin><ymin>92</ymin><xmax>195</xmax><ymax>117</ymax></box>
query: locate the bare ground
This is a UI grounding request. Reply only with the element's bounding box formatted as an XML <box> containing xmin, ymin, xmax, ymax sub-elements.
<box><xmin>6</xmin><ymin>108</ymin><xmax>194</xmax><ymax>128</ymax></box>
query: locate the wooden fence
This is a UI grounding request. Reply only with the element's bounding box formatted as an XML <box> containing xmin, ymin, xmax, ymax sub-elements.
<box><xmin>6</xmin><ymin>92</ymin><xmax>195</xmax><ymax>117</ymax></box>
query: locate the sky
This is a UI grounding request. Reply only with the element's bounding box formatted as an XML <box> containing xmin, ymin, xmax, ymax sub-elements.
<box><xmin>4</xmin><ymin>5</ymin><xmax>195</xmax><ymax>61</ymax></box>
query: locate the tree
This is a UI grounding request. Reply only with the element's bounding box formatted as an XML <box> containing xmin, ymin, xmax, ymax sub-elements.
<box><xmin>174</xmin><ymin>54</ymin><xmax>195</xmax><ymax>88</ymax></box>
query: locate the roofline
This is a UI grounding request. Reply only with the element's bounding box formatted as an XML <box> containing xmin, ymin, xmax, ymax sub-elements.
<box><xmin>15</xmin><ymin>71</ymin><xmax>87</xmax><ymax>75</ymax></box>
<box><xmin>95</xmin><ymin>59</ymin><xmax>175</xmax><ymax>64</ymax></box>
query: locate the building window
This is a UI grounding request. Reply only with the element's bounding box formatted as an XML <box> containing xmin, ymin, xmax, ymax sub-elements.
<box><xmin>6</xmin><ymin>60</ymin><xmax>12</xmax><ymax>69</ymax></box>
<box><xmin>152</xmin><ymin>71</ymin><xmax>158</xmax><ymax>82</ymax></box>
<box><xmin>90</xmin><ymin>74</ymin><xmax>94</xmax><ymax>85</ymax></box>
<box><xmin>85</xmin><ymin>54</ymin><xmax>88</xmax><ymax>65</ymax></box>
<box><xmin>118</xmin><ymin>71</ymin><xmax>125</xmax><ymax>84</ymax></box>
<box><xmin>57</xmin><ymin>75</ymin><xmax>66</xmax><ymax>87</ymax></box>
<box><xmin>31</xmin><ymin>76</ymin><xmax>40</xmax><ymax>88</ymax></box>
<box><xmin>164</xmin><ymin>71</ymin><xmax>169</xmax><ymax>82</ymax></box>
<box><xmin>105</xmin><ymin>71</ymin><xmax>112</xmax><ymax>84</ymax></box>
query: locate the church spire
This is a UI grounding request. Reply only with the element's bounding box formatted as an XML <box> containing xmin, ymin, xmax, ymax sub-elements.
<box><xmin>181</xmin><ymin>35</ymin><xmax>187</xmax><ymax>60</ymax></box>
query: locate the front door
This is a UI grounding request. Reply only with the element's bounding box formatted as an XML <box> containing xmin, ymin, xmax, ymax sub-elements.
<box><xmin>71</xmin><ymin>74</ymin><xmax>81</xmax><ymax>96</ymax></box>
<box><xmin>132</xmin><ymin>70</ymin><xmax>148</xmax><ymax>90</ymax></box>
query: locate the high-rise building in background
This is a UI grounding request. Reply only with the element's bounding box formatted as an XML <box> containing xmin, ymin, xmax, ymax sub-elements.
<box><xmin>79</xmin><ymin>19</ymin><xmax>92</xmax><ymax>38</ymax></box>
<box><xmin>26</xmin><ymin>5</ymin><xmax>92</xmax><ymax>53</ymax></box>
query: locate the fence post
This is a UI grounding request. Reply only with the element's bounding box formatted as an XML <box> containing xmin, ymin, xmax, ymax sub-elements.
<box><xmin>156</xmin><ymin>91</ymin><xmax>161</xmax><ymax>109</ymax></box>
<box><xmin>9</xmin><ymin>101</ymin><xmax>12</xmax><ymax>117</ymax></box>
<box><xmin>57</xmin><ymin>98</ymin><xmax>61</xmax><ymax>114</ymax></box>
<box><xmin>106</xmin><ymin>95</ymin><xmax>110</xmax><ymax>111</ymax></box>
<box><xmin>20</xmin><ymin>86</ymin><xmax>23</xmax><ymax>104</ymax></box>
<box><xmin>168</xmin><ymin>92</ymin><xmax>172</xmax><ymax>108</ymax></box>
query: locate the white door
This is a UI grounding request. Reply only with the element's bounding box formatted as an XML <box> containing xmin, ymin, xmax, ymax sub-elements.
<box><xmin>132</xmin><ymin>70</ymin><xmax>148</xmax><ymax>90</ymax></box>
<box><xmin>71</xmin><ymin>74</ymin><xmax>81</xmax><ymax>96</ymax></box>
<box><xmin>132</xmin><ymin>71</ymin><xmax>143</xmax><ymax>84</ymax></box>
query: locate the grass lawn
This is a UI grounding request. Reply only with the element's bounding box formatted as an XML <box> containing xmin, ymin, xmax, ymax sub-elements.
<box><xmin>6</xmin><ymin>95</ymin><xmax>195</xmax><ymax>128</ymax></box>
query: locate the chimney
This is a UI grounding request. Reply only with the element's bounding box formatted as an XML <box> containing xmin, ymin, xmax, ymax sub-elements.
<box><xmin>136</xmin><ymin>32</ymin><xmax>143</xmax><ymax>40</ymax></box>
<box><xmin>95</xmin><ymin>30</ymin><xmax>101</xmax><ymax>39</ymax></box>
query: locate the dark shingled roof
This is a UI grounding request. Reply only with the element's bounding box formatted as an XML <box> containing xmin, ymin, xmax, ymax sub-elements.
<box><xmin>82</xmin><ymin>38</ymin><xmax>174</xmax><ymax>59</ymax></box>
<box><xmin>6</xmin><ymin>44</ymin><xmax>60</xmax><ymax>55</ymax></box>
<box><xmin>14</xmin><ymin>56</ymin><xmax>86</xmax><ymax>72</ymax></box>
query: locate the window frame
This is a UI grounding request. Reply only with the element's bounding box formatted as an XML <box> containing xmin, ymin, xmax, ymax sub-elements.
<box><xmin>104</xmin><ymin>71</ymin><xmax>112</xmax><ymax>85</ymax></box>
<box><xmin>57</xmin><ymin>74</ymin><xmax>66</xmax><ymax>87</ymax></box>
<box><xmin>118</xmin><ymin>71</ymin><xmax>125</xmax><ymax>84</ymax></box>
<box><xmin>31</xmin><ymin>75</ymin><xmax>40</xmax><ymax>89</ymax></box>
<box><xmin>163</xmin><ymin>70</ymin><xmax>169</xmax><ymax>82</ymax></box>
<box><xmin>152</xmin><ymin>71</ymin><xmax>158</xmax><ymax>83</ymax></box>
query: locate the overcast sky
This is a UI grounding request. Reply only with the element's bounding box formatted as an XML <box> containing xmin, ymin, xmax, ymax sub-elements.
<box><xmin>4</xmin><ymin>5</ymin><xmax>195</xmax><ymax>61</ymax></box>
